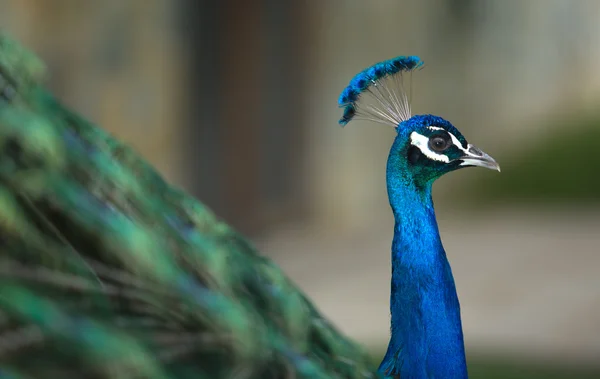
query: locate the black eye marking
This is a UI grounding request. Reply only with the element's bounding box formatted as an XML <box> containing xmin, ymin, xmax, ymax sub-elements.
<box><xmin>428</xmin><ymin>132</ymin><xmax>452</xmax><ymax>152</ymax></box>
<box><xmin>407</xmin><ymin>145</ymin><xmax>422</xmax><ymax>164</ymax></box>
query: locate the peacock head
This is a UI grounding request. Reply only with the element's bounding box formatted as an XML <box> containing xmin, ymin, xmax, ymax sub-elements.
<box><xmin>338</xmin><ymin>56</ymin><xmax>499</xmax><ymax>187</ymax></box>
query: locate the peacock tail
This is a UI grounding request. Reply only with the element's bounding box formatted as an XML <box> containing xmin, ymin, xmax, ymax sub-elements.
<box><xmin>0</xmin><ymin>33</ymin><xmax>379</xmax><ymax>379</ymax></box>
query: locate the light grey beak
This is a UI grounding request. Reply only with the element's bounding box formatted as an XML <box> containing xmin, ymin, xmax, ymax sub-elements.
<box><xmin>458</xmin><ymin>144</ymin><xmax>501</xmax><ymax>172</ymax></box>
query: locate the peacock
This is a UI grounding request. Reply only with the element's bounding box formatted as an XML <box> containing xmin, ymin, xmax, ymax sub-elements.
<box><xmin>338</xmin><ymin>56</ymin><xmax>499</xmax><ymax>378</ymax></box>
<box><xmin>0</xmin><ymin>33</ymin><xmax>499</xmax><ymax>379</ymax></box>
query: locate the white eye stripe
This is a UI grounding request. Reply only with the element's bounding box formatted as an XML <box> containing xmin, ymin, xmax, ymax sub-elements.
<box><xmin>447</xmin><ymin>132</ymin><xmax>469</xmax><ymax>154</ymax></box>
<box><xmin>409</xmin><ymin>132</ymin><xmax>450</xmax><ymax>162</ymax></box>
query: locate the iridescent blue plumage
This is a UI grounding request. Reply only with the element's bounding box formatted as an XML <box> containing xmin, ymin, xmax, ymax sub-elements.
<box><xmin>380</xmin><ymin>116</ymin><xmax>468</xmax><ymax>379</ymax></box>
<box><xmin>338</xmin><ymin>56</ymin><xmax>423</xmax><ymax>126</ymax></box>
<box><xmin>338</xmin><ymin>57</ymin><xmax>499</xmax><ymax>379</ymax></box>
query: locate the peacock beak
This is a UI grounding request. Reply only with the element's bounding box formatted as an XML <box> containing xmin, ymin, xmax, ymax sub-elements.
<box><xmin>458</xmin><ymin>144</ymin><xmax>501</xmax><ymax>172</ymax></box>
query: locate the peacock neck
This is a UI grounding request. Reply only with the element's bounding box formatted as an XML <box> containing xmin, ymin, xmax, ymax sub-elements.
<box><xmin>379</xmin><ymin>145</ymin><xmax>467</xmax><ymax>379</ymax></box>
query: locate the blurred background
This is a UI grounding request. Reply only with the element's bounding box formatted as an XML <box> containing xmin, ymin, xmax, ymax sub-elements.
<box><xmin>1</xmin><ymin>0</ymin><xmax>599</xmax><ymax>377</ymax></box>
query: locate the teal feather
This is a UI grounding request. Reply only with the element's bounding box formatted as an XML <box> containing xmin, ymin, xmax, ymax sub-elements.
<box><xmin>0</xmin><ymin>33</ymin><xmax>379</xmax><ymax>379</ymax></box>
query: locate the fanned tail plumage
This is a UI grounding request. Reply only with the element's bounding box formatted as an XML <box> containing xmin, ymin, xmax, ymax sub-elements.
<box><xmin>0</xmin><ymin>33</ymin><xmax>379</xmax><ymax>379</ymax></box>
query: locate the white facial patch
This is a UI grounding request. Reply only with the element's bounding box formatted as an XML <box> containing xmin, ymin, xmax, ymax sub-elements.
<box><xmin>409</xmin><ymin>132</ymin><xmax>450</xmax><ymax>162</ymax></box>
<box><xmin>448</xmin><ymin>133</ymin><xmax>469</xmax><ymax>154</ymax></box>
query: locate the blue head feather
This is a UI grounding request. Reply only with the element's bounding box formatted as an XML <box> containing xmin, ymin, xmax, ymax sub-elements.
<box><xmin>338</xmin><ymin>56</ymin><xmax>423</xmax><ymax>126</ymax></box>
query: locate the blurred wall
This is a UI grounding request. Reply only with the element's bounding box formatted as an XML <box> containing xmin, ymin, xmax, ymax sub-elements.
<box><xmin>2</xmin><ymin>0</ymin><xmax>600</xmax><ymax>234</ymax></box>
<box><xmin>0</xmin><ymin>0</ymin><xmax>189</xmax><ymax>186</ymax></box>
<box><xmin>0</xmin><ymin>0</ymin><xmax>313</xmax><ymax>235</ymax></box>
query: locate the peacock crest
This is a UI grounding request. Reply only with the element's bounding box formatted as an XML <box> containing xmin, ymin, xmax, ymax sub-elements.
<box><xmin>338</xmin><ymin>56</ymin><xmax>424</xmax><ymax>127</ymax></box>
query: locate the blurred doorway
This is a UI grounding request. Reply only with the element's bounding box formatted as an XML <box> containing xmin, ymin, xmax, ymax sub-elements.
<box><xmin>183</xmin><ymin>0</ymin><xmax>311</xmax><ymax>236</ymax></box>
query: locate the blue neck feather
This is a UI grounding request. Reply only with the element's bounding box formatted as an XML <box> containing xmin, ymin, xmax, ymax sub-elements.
<box><xmin>379</xmin><ymin>136</ymin><xmax>467</xmax><ymax>379</ymax></box>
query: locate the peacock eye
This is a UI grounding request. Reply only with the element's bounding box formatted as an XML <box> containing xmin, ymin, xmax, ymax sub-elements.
<box><xmin>428</xmin><ymin>134</ymin><xmax>451</xmax><ymax>152</ymax></box>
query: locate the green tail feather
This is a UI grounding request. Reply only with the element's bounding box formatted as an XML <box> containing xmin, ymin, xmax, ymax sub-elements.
<box><xmin>0</xmin><ymin>33</ymin><xmax>380</xmax><ymax>379</ymax></box>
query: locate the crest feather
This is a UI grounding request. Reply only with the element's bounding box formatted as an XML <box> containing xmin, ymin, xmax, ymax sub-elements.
<box><xmin>338</xmin><ymin>56</ymin><xmax>423</xmax><ymax>127</ymax></box>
